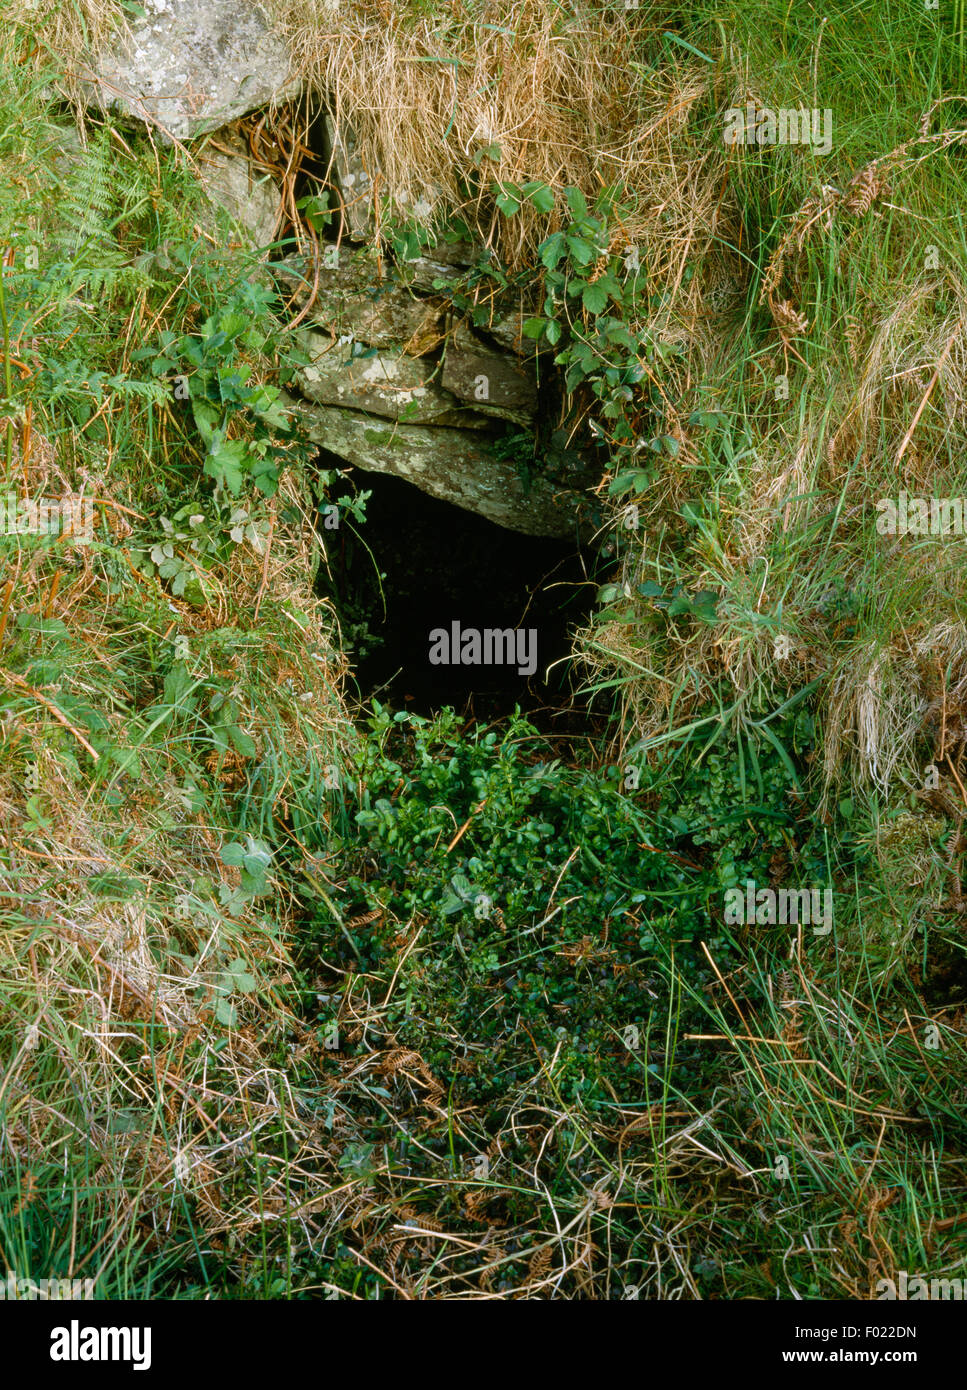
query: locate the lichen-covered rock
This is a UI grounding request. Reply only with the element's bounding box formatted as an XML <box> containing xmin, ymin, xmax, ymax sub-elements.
<box><xmin>328</xmin><ymin>121</ymin><xmax>375</xmax><ymax>241</ymax></box>
<box><xmin>442</xmin><ymin>322</ymin><xmax>537</xmax><ymax>424</ymax></box>
<box><xmin>485</xmin><ymin>302</ymin><xmax>543</xmax><ymax>359</ymax></box>
<box><xmin>421</xmin><ymin>238</ymin><xmax>479</xmax><ymax>266</ymax></box>
<box><xmin>285</xmin><ymin>394</ymin><xmax>584</xmax><ymax>538</ymax></box>
<box><xmin>89</xmin><ymin>0</ymin><xmax>298</xmax><ymax>141</ymax></box>
<box><xmin>392</xmin><ymin>257</ymin><xmax>465</xmax><ymax>293</ymax></box>
<box><xmin>294</xmin><ymin>331</ymin><xmax>488</xmax><ymax>427</ymax></box>
<box><xmin>196</xmin><ymin>138</ymin><xmax>281</xmax><ymax>250</ymax></box>
<box><xmin>275</xmin><ymin>257</ymin><xmax>445</xmax><ymax>352</ymax></box>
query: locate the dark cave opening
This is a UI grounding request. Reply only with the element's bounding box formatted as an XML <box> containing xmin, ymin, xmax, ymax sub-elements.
<box><xmin>315</xmin><ymin>462</ymin><xmax>602</xmax><ymax>730</ymax></box>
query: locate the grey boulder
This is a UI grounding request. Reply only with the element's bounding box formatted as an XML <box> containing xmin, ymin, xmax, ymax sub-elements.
<box><xmin>88</xmin><ymin>0</ymin><xmax>298</xmax><ymax>141</ymax></box>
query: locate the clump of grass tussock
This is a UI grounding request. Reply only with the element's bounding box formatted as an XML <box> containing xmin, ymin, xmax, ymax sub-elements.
<box><xmin>12</xmin><ymin>0</ymin><xmax>124</xmax><ymax>67</ymax></box>
<box><xmin>0</xmin><ymin>24</ymin><xmax>358</xmax><ymax>1293</ymax></box>
<box><xmin>585</xmin><ymin>79</ymin><xmax>967</xmax><ymax>797</ymax></box>
<box><xmin>676</xmin><ymin>942</ymin><xmax>967</xmax><ymax>1298</ymax></box>
<box><xmin>271</xmin><ymin>1</ymin><xmax>738</xmax><ymax>308</ymax></box>
<box><xmin>0</xmin><ymin>430</ymin><xmax>353</xmax><ymax>1292</ymax></box>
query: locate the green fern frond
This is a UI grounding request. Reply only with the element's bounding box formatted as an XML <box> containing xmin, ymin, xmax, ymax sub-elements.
<box><xmin>63</xmin><ymin>129</ymin><xmax>114</xmax><ymax>260</ymax></box>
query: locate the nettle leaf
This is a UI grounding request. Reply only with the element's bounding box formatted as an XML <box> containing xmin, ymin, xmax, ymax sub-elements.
<box><xmin>522</xmin><ymin>317</ymin><xmax>547</xmax><ymax>340</ymax></box>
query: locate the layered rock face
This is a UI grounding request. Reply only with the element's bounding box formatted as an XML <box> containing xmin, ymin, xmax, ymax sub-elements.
<box><xmin>79</xmin><ymin>1</ymin><xmax>593</xmax><ymax>538</ymax></box>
